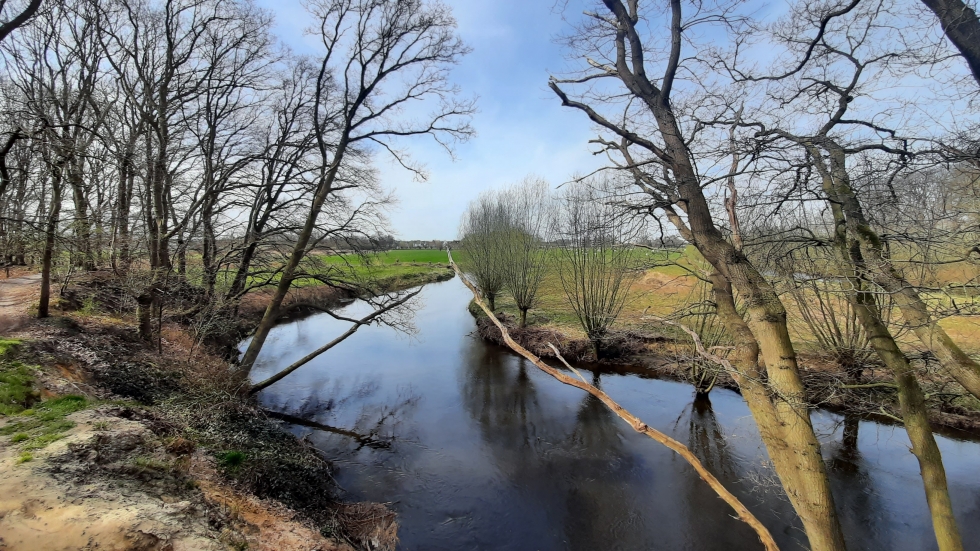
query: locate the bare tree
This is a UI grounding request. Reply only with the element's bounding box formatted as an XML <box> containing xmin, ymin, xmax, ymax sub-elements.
<box><xmin>238</xmin><ymin>0</ymin><xmax>474</xmax><ymax>372</ymax></box>
<box><xmin>552</xmin><ymin>179</ymin><xmax>643</xmax><ymax>358</ymax></box>
<box><xmin>549</xmin><ymin>2</ymin><xmax>848</xmax><ymax>548</ymax></box>
<box><xmin>3</xmin><ymin>0</ymin><xmax>107</xmax><ymax>315</ymax></box>
<box><xmin>458</xmin><ymin>190</ymin><xmax>507</xmax><ymax>311</ymax></box>
<box><xmin>498</xmin><ymin>177</ymin><xmax>552</xmax><ymax>327</ymax></box>
<box><xmin>724</xmin><ymin>0</ymin><xmax>966</xmax><ymax>546</ymax></box>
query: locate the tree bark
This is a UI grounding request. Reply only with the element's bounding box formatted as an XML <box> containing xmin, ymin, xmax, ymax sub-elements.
<box><xmin>818</xmin><ymin>165</ymin><xmax>964</xmax><ymax>551</ymax></box>
<box><xmin>38</xmin><ymin>163</ymin><xmax>64</xmax><ymax>319</ymax></box>
<box><xmin>919</xmin><ymin>0</ymin><xmax>980</xmax><ymax>86</ymax></box>
<box><xmin>820</xmin><ymin>144</ymin><xmax>980</xmax><ymax>401</ymax></box>
<box><xmin>549</xmin><ymin>1</ymin><xmax>848</xmax><ymax>545</ymax></box>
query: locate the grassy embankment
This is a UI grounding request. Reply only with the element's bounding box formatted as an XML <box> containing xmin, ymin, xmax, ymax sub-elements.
<box><xmin>0</xmin><ymin>338</ymin><xmax>90</xmax><ymax>465</ymax></box>
<box><xmin>470</xmin><ymin>246</ymin><xmax>980</xmax><ymax>429</ymax></box>
<box><xmin>306</xmin><ymin>249</ymin><xmax>453</xmax><ymax>289</ymax></box>
<box><xmin>480</xmin><ymin>246</ymin><xmax>980</xmax><ymax>354</ymax></box>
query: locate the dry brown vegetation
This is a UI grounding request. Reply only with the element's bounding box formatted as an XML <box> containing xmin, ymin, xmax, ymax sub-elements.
<box><xmin>0</xmin><ymin>271</ymin><xmax>408</xmax><ymax>551</ymax></box>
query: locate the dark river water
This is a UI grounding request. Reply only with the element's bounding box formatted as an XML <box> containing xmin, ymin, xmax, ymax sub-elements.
<box><xmin>245</xmin><ymin>278</ymin><xmax>980</xmax><ymax>551</ymax></box>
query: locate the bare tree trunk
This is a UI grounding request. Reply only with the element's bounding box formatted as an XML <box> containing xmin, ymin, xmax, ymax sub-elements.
<box><xmin>819</xmin><ymin>145</ymin><xmax>980</xmax><ymax>401</ymax></box>
<box><xmin>818</xmin><ymin>155</ymin><xmax>964</xmax><ymax>551</ymax></box>
<box><xmin>38</xmin><ymin>165</ymin><xmax>64</xmax><ymax>319</ymax></box>
<box><xmin>707</xmin><ymin>273</ymin><xmax>846</xmax><ymax>551</ymax></box>
<box><xmin>113</xmin><ymin>146</ymin><xmax>135</xmax><ymax>271</ymax></box>
<box><xmin>660</xmin><ymin>112</ymin><xmax>847</xmax><ymax>551</ymax></box>
<box><xmin>67</xmin><ymin>165</ymin><xmax>95</xmax><ymax>270</ymax></box>
<box><xmin>248</xmin><ymin>287</ymin><xmax>422</xmax><ymax>394</ymax></box>
<box><xmin>238</xmin><ymin>135</ymin><xmax>350</xmax><ymax>370</ymax></box>
<box><xmin>846</xmin><ymin>279</ymin><xmax>963</xmax><ymax>551</ymax></box>
<box><xmin>549</xmin><ymin>0</ymin><xmax>847</xmax><ymax>543</ymax></box>
<box><xmin>919</xmin><ymin>0</ymin><xmax>980</xmax><ymax>86</ymax></box>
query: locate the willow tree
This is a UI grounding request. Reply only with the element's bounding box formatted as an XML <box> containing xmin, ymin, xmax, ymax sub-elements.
<box><xmin>549</xmin><ymin>1</ymin><xmax>847</xmax><ymax>548</ymax></box>
<box><xmin>499</xmin><ymin>177</ymin><xmax>551</xmax><ymax>327</ymax></box>
<box><xmin>552</xmin><ymin>180</ymin><xmax>642</xmax><ymax>359</ymax></box>
<box><xmin>459</xmin><ymin>191</ymin><xmax>507</xmax><ymax>311</ymax></box>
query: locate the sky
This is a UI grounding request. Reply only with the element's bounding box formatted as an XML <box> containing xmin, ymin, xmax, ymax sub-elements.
<box><xmin>255</xmin><ymin>0</ymin><xmax>604</xmax><ymax>241</ymax></box>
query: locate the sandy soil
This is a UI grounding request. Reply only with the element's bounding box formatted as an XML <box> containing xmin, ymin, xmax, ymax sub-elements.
<box><xmin>0</xmin><ymin>273</ymin><xmax>41</xmax><ymax>334</ymax></box>
<box><xmin>0</xmin><ymin>407</ymin><xmax>352</xmax><ymax>551</ymax></box>
<box><xmin>0</xmin><ymin>272</ymin><xmax>355</xmax><ymax>551</ymax></box>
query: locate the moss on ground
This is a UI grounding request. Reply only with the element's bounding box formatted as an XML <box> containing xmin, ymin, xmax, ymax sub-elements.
<box><xmin>1</xmin><ymin>395</ymin><xmax>90</xmax><ymax>450</ymax></box>
<box><xmin>0</xmin><ymin>339</ymin><xmax>41</xmax><ymax>415</ymax></box>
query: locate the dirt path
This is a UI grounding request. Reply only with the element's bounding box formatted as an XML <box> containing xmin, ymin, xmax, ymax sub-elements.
<box><xmin>0</xmin><ymin>273</ymin><xmax>41</xmax><ymax>334</ymax></box>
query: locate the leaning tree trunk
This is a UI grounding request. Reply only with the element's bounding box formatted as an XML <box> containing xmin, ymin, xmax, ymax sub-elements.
<box><xmin>656</xmin><ymin>105</ymin><xmax>847</xmax><ymax>551</ymax></box>
<box><xmin>708</xmin><ymin>273</ymin><xmax>850</xmax><ymax>551</ymax></box>
<box><xmin>822</xmin><ymin>182</ymin><xmax>963</xmax><ymax>550</ymax></box>
<box><xmin>239</xmin><ymin>133</ymin><xmax>352</xmax><ymax>372</ymax></box>
<box><xmin>918</xmin><ymin>0</ymin><xmax>980</xmax><ymax>86</ymax></box>
<box><xmin>822</xmin><ymin>145</ymin><xmax>980</xmax><ymax>402</ymax></box>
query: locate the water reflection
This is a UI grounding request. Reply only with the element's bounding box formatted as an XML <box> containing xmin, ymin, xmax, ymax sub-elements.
<box><xmin>249</xmin><ymin>279</ymin><xmax>980</xmax><ymax>551</ymax></box>
<box><xmin>685</xmin><ymin>395</ymin><xmax>736</xmax><ymax>478</ymax></box>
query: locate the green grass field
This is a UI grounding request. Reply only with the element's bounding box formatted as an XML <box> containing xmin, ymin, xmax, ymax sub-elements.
<box><xmin>303</xmin><ymin>249</ymin><xmax>451</xmax><ymax>284</ymax></box>
<box><xmin>473</xmin><ymin>245</ymin><xmax>980</xmax><ymax>355</ymax></box>
<box><xmin>209</xmin><ymin>249</ymin><xmax>452</xmax><ymax>291</ymax></box>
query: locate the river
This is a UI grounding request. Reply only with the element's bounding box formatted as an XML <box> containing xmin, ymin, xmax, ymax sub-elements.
<box><xmin>245</xmin><ymin>278</ymin><xmax>980</xmax><ymax>551</ymax></box>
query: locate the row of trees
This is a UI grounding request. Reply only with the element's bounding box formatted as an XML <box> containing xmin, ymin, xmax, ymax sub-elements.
<box><xmin>0</xmin><ymin>0</ymin><xmax>472</xmax><ymax>383</ymax></box>
<box><xmin>537</xmin><ymin>0</ymin><xmax>980</xmax><ymax>549</ymax></box>
<box><xmin>459</xmin><ymin>176</ymin><xmax>646</xmax><ymax>357</ymax></box>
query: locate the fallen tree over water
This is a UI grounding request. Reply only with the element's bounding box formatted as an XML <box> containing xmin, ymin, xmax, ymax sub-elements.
<box><xmin>448</xmin><ymin>250</ymin><xmax>779</xmax><ymax>551</ymax></box>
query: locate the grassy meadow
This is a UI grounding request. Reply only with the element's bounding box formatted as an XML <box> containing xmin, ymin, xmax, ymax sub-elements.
<box><xmin>478</xmin><ymin>246</ymin><xmax>980</xmax><ymax>355</ymax></box>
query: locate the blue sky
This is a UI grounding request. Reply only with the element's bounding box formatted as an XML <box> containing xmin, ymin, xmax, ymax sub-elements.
<box><xmin>255</xmin><ymin>0</ymin><xmax>603</xmax><ymax>240</ymax></box>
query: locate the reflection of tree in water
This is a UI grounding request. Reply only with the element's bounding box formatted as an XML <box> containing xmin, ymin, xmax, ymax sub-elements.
<box><xmin>561</xmin><ymin>388</ymin><xmax>652</xmax><ymax>551</ymax></box>
<box><xmin>260</xmin><ymin>376</ymin><xmax>421</xmax><ymax>456</ymax></box>
<box><xmin>829</xmin><ymin>414</ymin><xmax>861</xmax><ymax>471</ymax></box>
<box><xmin>823</xmin><ymin>414</ymin><xmax>890</xmax><ymax>549</ymax></box>
<box><xmin>671</xmin><ymin>394</ymin><xmax>773</xmax><ymax>550</ymax></box>
<box><xmin>684</xmin><ymin>394</ymin><xmax>736</xmax><ymax>478</ymax></box>
<box><xmin>460</xmin><ymin>344</ymin><xmax>551</xmax><ymax>451</ymax></box>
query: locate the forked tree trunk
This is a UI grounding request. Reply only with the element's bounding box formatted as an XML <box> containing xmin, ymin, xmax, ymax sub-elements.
<box><xmin>817</xmin><ymin>156</ymin><xmax>964</xmax><ymax>551</ymax></box>
<box><xmin>653</xmin><ymin>103</ymin><xmax>846</xmax><ymax>551</ymax></box>
<box><xmin>820</xmin><ymin>145</ymin><xmax>980</xmax><ymax>402</ymax></box>
<box><xmin>706</xmin><ymin>273</ymin><xmax>845</xmax><ymax>551</ymax></box>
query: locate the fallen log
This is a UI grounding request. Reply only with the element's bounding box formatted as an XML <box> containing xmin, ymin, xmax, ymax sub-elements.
<box><xmin>448</xmin><ymin>250</ymin><xmax>778</xmax><ymax>551</ymax></box>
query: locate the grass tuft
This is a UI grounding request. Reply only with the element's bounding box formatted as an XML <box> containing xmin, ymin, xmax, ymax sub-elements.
<box><xmin>218</xmin><ymin>450</ymin><xmax>246</xmax><ymax>471</ymax></box>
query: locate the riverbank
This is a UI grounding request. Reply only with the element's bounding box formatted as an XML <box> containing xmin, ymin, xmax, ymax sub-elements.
<box><xmin>0</xmin><ymin>266</ymin><xmax>450</xmax><ymax>551</ymax></box>
<box><xmin>469</xmin><ymin>302</ymin><xmax>980</xmax><ymax>436</ymax></box>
